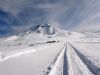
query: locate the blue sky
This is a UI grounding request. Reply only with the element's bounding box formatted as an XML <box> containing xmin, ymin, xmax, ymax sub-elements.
<box><xmin>0</xmin><ymin>0</ymin><xmax>100</xmax><ymax>36</ymax></box>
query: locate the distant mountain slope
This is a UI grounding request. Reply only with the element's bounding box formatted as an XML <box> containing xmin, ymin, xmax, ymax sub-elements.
<box><xmin>19</xmin><ymin>24</ymin><xmax>56</xmax><ymax>36</ymax></box>
<box><xmin>4</xmin><ymin>24</ymin><xmax>85</xmax><ymax>45</ymax></box>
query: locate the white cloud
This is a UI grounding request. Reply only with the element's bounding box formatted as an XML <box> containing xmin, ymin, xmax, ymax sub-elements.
<box><xmin>71</xmin><ymin>24</ymin><xmax>100</xmax><ymax>32</ymax></box>
<box><xmin>1</xmin><ymin>0</ymin><xmax>100</xmax><ymax>33</ymax></box>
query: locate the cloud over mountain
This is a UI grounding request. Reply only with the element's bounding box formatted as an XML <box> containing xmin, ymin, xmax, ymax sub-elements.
<box><xmin>0</xmin><ymin>0</ymin><xmax>100</xmax><ymax>35</ymax></box>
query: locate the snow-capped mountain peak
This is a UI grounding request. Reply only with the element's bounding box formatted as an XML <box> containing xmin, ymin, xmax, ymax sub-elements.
<box><xmin>4</xmin><ymin>23</ymin><xmax>85</xmax><ymax>44</ymax></box>
<box><xmin>20</xmin><ymin>24</ymin><xmax>55</xmax><ymax>36</ymax></box>
<box><xmin>36</xmin><ymin>24</ymin><xmax>55</xmax><ymax>35</ymax></box>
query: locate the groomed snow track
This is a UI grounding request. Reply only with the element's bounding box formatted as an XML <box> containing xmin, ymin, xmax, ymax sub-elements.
<box><xmin>70</xmin><ymin>44</ymin><xmax>100</xmax><ymax>75</ymax></box>
<box><xmin>48</xmin><ymin>42</ymin><xmax>100</xmax><ymax>75</ymax></box>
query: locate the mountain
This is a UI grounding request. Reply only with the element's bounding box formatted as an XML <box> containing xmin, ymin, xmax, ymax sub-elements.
<box><xmin>19</xmin><ymin>24</ymin><xmax>55</xmax><ymax>36</ymax></box>
<box><xmin>4</xmin><ymin>24</ymin><xmax>85</xmax><ymax>45</ymax></box>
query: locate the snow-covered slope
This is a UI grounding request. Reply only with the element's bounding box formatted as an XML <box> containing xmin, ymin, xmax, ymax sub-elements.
<box><xmin>19</xmin><ymin>24</ymin><xmax>55</xmax><ymax>36</ymax></box>
<box><xmin>1</xmin><ymin>24</ymin><xmax>100</xmax><ymax>75</ymax></box>
<box><xmin>4</xmin><ymin>24</ymin><xmax>85</xmax><ymax>44</ymax></box>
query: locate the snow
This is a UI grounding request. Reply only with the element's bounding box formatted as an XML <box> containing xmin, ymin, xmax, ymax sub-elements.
<box><xmin>71</xmin><ymin>42</ymin><xmax>100</xmax><ymax>68</ymax></box>
<box><xmin>49</xmin><ymin>44</ymin><xmax>66</xmax><ymax>75</ymax></box>
<box><xmin>0</xmin><ymin>24</ymin><xmax>100</xmax><ymax>75</ymax></box>
<box><xmin>67</xmin><ymin>43</ymin><xmax>93</xmax><ymax>75</ymax></box>
<box><xmin>0</xmin><ymin>42</ymin><xmax>64</xmax><ymax>75</ymax></box>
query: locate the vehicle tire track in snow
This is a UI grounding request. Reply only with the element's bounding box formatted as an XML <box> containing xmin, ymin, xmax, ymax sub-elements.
<box><xmin>70</xmin><ymin>44</ymin><xmax>100</xmax><ymax>75</ymax></box>
<box><xmin>63</xmin><ymin>47</ymin><xmax>68</xmax><ymax>75</ymax></box>
<box><xmin>48</xmin><ymin>43</ymin><xmax>68</xmax><ymax>75</ymax></box>
<box><xmin>67</xmin><ymin>43</ymin><xmax>93</xmax><ymax>75</ymax></box>
<box><xmin>45</xmin><ymin>42</ymin><xmax>99</xmax><ymax>75</ymax></box>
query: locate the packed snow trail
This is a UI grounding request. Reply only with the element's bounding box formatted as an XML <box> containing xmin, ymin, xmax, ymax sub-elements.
<box><xmin>67</xmin><ymin>43</ymin><xmax>93</xmax><ymax>75</ymax></box>
<box><xmin>63</xmin><ymin>47</ymin><xmax>68</xmax><ymax>75</ymax></box>
<box><xmin>70</xmin><ymin>44</ymin><xmax>100</xmax><ymax>75</ymax></box>
<box><xmin>48</xmin><ymin>43</ymin><xmax>96</xmax><ymax>75</ymax></box>
<box><xmin>48</xmin><ymin>44</ymin><xmax>66</xmax><ymax>75</ymax></box>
